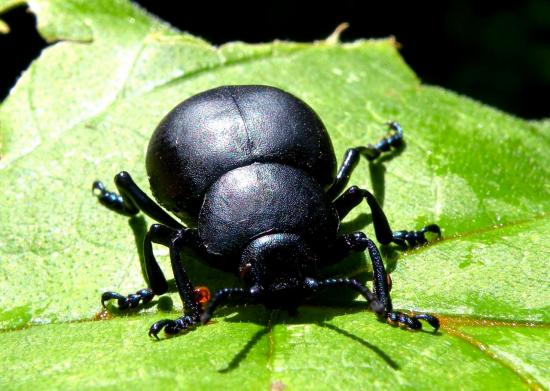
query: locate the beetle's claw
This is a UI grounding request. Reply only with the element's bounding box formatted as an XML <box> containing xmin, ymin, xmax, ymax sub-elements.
<box><xmin>413</xmin><ymin>313</ymin><xmax>440</xmax><ymax>331</ymax></box>
<box><xmin>101</xmin><ymin>291</ymin><xmax>126</xmax><ymax>308</ymax></box>
<box><xmin>148</xmin><ymin>315</ymin><xmax>198</xmax><ymax>339</ymax></box>
<box><xmin>101</xmin><ymin>288</ymin><xmax>154</xmax><ymax>310</ymax></box>
<box><xmin>387</xmin><ymin>311</ymin><xmax>439</xmax><ymax>331</ymax></box>
<box><xmin>92</xmin><ymin>180</ymin><xmax>106</xmax><ymax>195</ymax></box>
<box><xmin>385</xmin><ymin>121</ymin><xmax>403</xmax><ymax>137</ymax></box>
<box><xmin>149</xmin><ymin>319</ymin><xmax>174</xmax><ymax>340</ymax></box>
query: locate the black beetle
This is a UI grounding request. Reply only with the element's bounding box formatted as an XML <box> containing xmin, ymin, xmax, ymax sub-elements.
<box><xmin>93</xmin><ymin>85</ymin><xmax>441</xmax><ymax>338</ymax></box>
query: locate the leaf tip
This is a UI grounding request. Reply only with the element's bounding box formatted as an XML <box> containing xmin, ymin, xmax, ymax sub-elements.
<box><xmin>387</xmin><ymin>35</ymin><xmax>402</xmax><ymax>49</ymax></box>
<box><xmin>325</xmin><ymin>22</ymin><xmax>350</xmax><ymax>45</ymax></box>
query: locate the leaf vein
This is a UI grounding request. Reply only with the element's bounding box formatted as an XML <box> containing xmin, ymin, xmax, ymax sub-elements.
<box><xmin>445</xmin><ymin>326</ymin><xmax>545</xmax><ymax>390</ymax></box>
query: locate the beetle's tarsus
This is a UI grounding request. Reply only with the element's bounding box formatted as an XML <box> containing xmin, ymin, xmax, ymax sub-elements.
<box><xmin>92</xmin><ymin>180</ymin><xmax>138</xmax><ymax>217</ymax></box>
<box><xmin>387</xmin><ymin>311</ymin><xmax>421</xmax><ymax>329</ymax></box>
<box><xmin>387</xmin><ymin>311</ymin><xmax>439</xmax><ymax>331</ymax></box>
<box><xmin>148</xmin><ymin>315</ymin><xmax>198</xmax><ymax>339</ymax></box>
<box><xmin>93</xmin><ymin>172</ymin><xmax>183</xmax><ymax>227</ymax></box>
<box><xmin>101</xmin><ymin>288</ymin><xmax>154</xmax><ymax>310</ymax></box>
<box><xmin>392</xmin><ymin>223</ymin><xmax>441</xmax><ymax>247</ymax></box>
<box><xmin>370</xmin><ymin>121</ymin><xmax>404</xmax><ymax>157</ymax></box>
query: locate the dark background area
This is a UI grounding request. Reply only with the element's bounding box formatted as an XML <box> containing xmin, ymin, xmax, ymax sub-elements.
<box><xmin>1</xmin><ymin>0</ymin><xmax>549</xmax><ymax>119</ymax></box>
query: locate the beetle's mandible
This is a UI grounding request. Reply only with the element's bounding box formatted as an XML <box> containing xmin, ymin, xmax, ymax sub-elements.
<box><xmin>93</xmin><ymin>85</ymin><xmax>441</xmax><ymax>338</ymax></box>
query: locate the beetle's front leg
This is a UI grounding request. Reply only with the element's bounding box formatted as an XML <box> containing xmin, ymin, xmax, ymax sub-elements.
<box><xmin>335</xmin><ymin>232</ymin><xmax>439</xmax><ymax>331</ymax></box>
<box><xmin>148</xmin><ymin>230</ymin><xmax>204</xmax><ymax>339</ymax></box>
<box><xmin>102</xmin><ymin>224</ymin><xmax>173</xmax><ymax>310</ymax></box>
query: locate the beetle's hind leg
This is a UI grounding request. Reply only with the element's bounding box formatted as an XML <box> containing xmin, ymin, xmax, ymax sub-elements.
<box><xmin>93</xmin><ymin>171</ymin><xmax>182</xmax><ymax>228</ymax></box>
<box><xmin>326</xmin><ymin>122</ymin><xmax>403</xmax><ymax>200</ymax></box>
<box><xmin>333</xmin><ymin>186</ymin><xmax>440</xmax><ymax>247</ymax></box>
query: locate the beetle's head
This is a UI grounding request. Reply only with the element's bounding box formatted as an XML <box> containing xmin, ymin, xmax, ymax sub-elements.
<box><xmin>238</xmin><ymin>233</ymin><xmax>319</xmax><ymax>309</ymax></box>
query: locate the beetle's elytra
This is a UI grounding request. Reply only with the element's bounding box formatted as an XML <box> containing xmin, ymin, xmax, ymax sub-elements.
<box><xmin>93</xmin><ymin>85</ymin><xmax>441</xmax><ymax>338</ymax></box>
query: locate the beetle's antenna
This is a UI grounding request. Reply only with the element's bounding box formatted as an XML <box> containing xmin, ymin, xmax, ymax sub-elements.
<box><xmin>201</xmin><ymin>288</ymin><xmax>253</xmax><ymax>324</ymax></box>
<box><xmin>315</xmin><ymin>278</ymin><xmax>385</xmax><ymax>316</ymax></box>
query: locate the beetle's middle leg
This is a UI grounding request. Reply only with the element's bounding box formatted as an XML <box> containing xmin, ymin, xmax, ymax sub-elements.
<box><xmin>101</xmin><ymin>224</ymin><xmax>174</xmax><ymax>309</ymax></box>
<box><xmin>333</xmin><ymin>186</ymin><xmax>440</xmax><ymax>247</ymax></box>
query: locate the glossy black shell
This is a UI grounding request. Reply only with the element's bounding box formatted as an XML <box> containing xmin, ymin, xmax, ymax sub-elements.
<box><xmin>146</xmin><ymin>85</ymin><xmax>337</xmax><ymax>222</ymax></box>
<box><xmin>199</xmin><ymin>163</ymin><xmax>339</xmax><ymax>262</ymax></box>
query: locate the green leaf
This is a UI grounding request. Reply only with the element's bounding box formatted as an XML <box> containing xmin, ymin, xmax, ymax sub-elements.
<box><xmin>0</xmin><ymin>0</ymin><xmax>548</xmax><ymax>389</ymax></box>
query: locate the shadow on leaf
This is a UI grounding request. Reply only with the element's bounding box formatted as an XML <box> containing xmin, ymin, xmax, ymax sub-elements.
<box><xmin>320</xmin><ymin>322</ymin><xmax>399</xmax><ymax>369</ymax></box>
<box><xmin>215</xmin><ymin>305</ymin><xmax>401</xmax><ymax>372</ymax></box>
